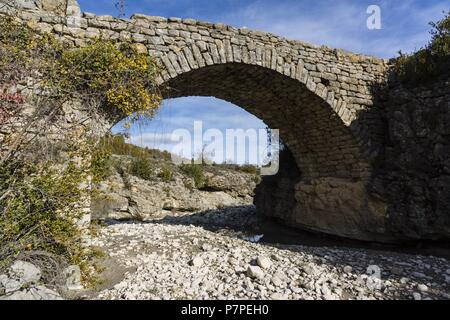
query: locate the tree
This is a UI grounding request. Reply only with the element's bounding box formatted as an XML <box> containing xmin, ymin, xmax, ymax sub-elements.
<box><xmin>115</xmin><ymin>0</ymin><xmax>126</xmax><ymax>18</ymax></box>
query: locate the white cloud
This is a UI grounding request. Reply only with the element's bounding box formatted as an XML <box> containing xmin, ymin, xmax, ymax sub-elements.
<box><xmin>216</xmin><ymin>0</ymin><xmax>449</xmax><ymax>58</ymax></box>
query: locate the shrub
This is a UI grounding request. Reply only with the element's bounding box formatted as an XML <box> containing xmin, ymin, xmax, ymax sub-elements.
<box><xmin>0</xmin><ymin>159</ymin><xmax>97</xmax><ymax>278</ymax></box>
<box><xmin>130</xmin><ymin>156</ymin><xmax>154</xmax><ymax>180</ymax></box>
<box><xmin>239</xmin><ymin>164</ymin><xmax>258</xmax><ymax>175</ymax></box>
<box><xmin>50</xmin><ymin>40</ymin><xmax>162</xmax><ymax>117</ymax></box>
<box><xmin>0</xmin><ymin>17</ymin><xmax>162</xmax><ymax>139</ymax></box>
<box><xmin>180</xmin><ymin>164</ymin><xmax>205</xmax><ymax>189</ymax></box>
<box><xmin>0</xmin><ymin>16</ymin><xmax>162</xmax><ymax>282</ymax></box>
<box><xmin>395</xmin><ymin>12</ymin><xmax>450</xmax><ymax>84</ymax></box>
<box><xmin>91</xmin><ymin>143</ymin><xmax>112</xmax><ymax>184</ymax></box>
<box><xmin>159</xmin><ymin>166</ymin><xmax>174</xmax><ymax>182</ymax></box>
<box><xmin>97</xmin><ymin>134</ymin><xmax>172</xmax><ymax>160</ymax></box>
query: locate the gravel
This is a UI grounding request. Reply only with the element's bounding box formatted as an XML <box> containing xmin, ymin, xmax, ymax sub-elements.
<box><xmin>83</xmin><ymin>209</ymin><xmax>450</xmax><ymax>300</ymax></box>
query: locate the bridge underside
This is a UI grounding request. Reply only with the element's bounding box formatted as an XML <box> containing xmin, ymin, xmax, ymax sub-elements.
<box><xmin>162</xmin><ymin>63</ymin><xmax>390</xmax><ymax>241</ymax></box>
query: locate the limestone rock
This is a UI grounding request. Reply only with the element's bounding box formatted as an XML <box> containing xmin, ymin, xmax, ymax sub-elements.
<box><xmin>412</xmin><ymin>292</ymin><xmax>421</xmax><ymax>300</ymax></box>
<box><xmin>64</xmin><ymin>265</ymin><xmax>83</xmax><ymax>291</ymax></box>
<box><xmin>91</xmin><ymin>157</ymin><xmax>255</xmax><ymax>221</ymax></box>
<box><xmin>256</xmin><ymin>256</ymin><xmax>272</xmax><ymax>270</ymax></box>
<box><xmin>247</xmin><ymin>266</ymin><xmax>264</xmax><ymax>279</ymax></box>
<box><xmin>0</xmin><ymin>286</ymin><xmax>63</xmax><ymax>300</ymax></box>
<box><xmin>7</xmin><ymin>0</ymin><xmax>38</xmax><ymax>10</ymax></box>
<box><xmin>10</xmin><ymin>261</ymin><xmax>41</xmax><ymax>284</ymax></box>
<box><xmin>417</xmin><ymin>284</ymin><xmax>428</xmax><ymax>292</ymax></box>
<box><xmin>41</xmin><ymin>0</ymin><xmax>81</xmax><ymax>16</ymax></box>
<box><xmin>189</xmin><ymin>257</ymin><xmax>203</xmax><ymax>267</ymax></box>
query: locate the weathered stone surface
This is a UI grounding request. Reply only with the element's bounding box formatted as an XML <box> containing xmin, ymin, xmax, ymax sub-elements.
<box><xmin>189</xmin><ymin>256</ymin><xmax>204</xmax><ymax>267</ymax></box>
<box><xmin>9</xmin><ymin>261</ymin><xmax>41</xmax><ymax>284</ymax></box>
<box><xmin>0</xmin><ymin>260</ymin><xmax>63</xmax><ymax>300</ymax></box>
<box><xmin>292</xmin><ymin>177</ymin><xmax>387</xmax><ymax>241</ymax></box>
<box><xmin>256</xmin><ymin>256</ymin><xmax>272</xmax><ymax>269</ymax></box>
<box><xmin>247</xmin><ymin>266</ymin><xmax>264</xmax><ymax>279</ymax></box>
<box><xmin>64</xmin><ymin>265</ymin><xmax>83</xmax><ymax>291</ymax></box>
<box><xmin>374</xmin><ymin>79</ymin><xmax>450</xmax><ymax>241</ymax></box>
<box><xmin>91</xmin><ymin>156</ymin><xmax>256</xmax><ymax>221</ymax></box>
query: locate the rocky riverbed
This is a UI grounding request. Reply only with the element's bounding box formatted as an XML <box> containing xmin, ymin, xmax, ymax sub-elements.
<box><xmin>79</xmin><ymin>206</ymin><xmax>450</xmax><ymax>300</ymax></box>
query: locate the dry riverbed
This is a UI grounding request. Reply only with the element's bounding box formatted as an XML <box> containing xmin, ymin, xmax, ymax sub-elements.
<box><xmin>75</xmin><ymin>206</ymin><xmax>450</xmax><ymax>300</ymax></box>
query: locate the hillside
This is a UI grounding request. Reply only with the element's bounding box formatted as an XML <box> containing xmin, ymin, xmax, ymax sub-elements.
<box><xmin>91</xmin><ymin>135</ymin><xmax>261</xmax><ymax>221</ymax></box>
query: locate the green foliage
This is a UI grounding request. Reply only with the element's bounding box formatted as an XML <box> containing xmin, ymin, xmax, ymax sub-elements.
<box><xmin>158</xmin><ymin>166</ymin><xmax>174</xmax><ymax>182</ymax></box>
<box><xmin>0</xmin><ymin>18</ymin><xmax>162</xmax><ymax>119</ymax></box>
<box><xmin>237</xmin><ymin>164</ymin><xmax>258</xmax><ymax>174</ymax></box>
<box><xmin>99</xmin><ymin>134</ymin><xmax>172</xmax><ymax>160</ymax></box>
<box><xmin>0</xmin><ymin>160</ymin><xmax>93</xmax><ymax>273</ymax></box>
<box><xmin>180</xmin><ymin>164</ymin><xmax>205</xmax><ymax>189</ymax></box>
<box><xmin>395</xmin><ymin>12</ymin><xmax>450</xmax><ymax>84</ymax></box>
<box><xmin>50</xmin><ymin>40</ymin><xmax>162</xmax><ymax>116</ymax></box>
<box><xmin>91</xmin><ymin>144</ymin><xmax>112</xmax><ymax>184</ymax></box>
<box><xmin>0</xmin><ymin>18</ymin><xmax>164</xmax><ymax>283</ymax></box>
<box><xmin>210</xmin><ymin>162</ymin><xmax>259</xmax><ymax>175</ymax></box>
<box><xmin>0</xmin><ymin>17</ymin><xmax>62</xmax><ymax>79</ymax></box>
<box><xmin>130</xmin><ymin>156</ymin><xmax>154</xmax><ymax>181</ymax></box>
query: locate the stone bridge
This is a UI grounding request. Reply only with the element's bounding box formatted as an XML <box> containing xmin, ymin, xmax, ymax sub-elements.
<box><xmin>2</xmin><ymin>0</ymin><xmax>449</xmax><ymax>242</ymax></box>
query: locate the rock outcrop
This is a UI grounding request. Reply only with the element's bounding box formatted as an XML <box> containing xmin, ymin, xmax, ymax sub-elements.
<box><xmin>0</xmin><ymin>261</ymin><xmax>63</xmax><ymax>300</ymax></box>
<box><xmin>92</xmin><ymin>156</ymin><xmax>258</xmax><ymax>221</ymax></box>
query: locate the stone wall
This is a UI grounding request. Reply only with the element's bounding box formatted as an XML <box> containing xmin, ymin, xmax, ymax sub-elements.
<box><xmin>375</xmin><ymin>78</ymin><xmax>450</xmax><ymax>240</ymax></box>
<box><xmin>256</xmin><ymin>78</ymin><xmax>450</xmax><ymax>242</ymax></box>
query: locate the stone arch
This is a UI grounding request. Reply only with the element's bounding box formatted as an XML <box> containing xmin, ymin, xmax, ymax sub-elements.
<box><xmin>153</xmin><ymin>59</ymin><xmax>388</xmax><ymax>242</ymax></box>
<box><xmin>158</xmin><ymin>61</ymin><xmax>371</xmax><ymax>181</ymax></box>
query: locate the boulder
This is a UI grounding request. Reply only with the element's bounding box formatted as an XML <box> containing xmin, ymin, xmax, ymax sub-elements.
<box><xmin>246</xmin><ymin>266</ymin><xmax>264</xmax><ymax>279</ymax></box>
<box><xmin>9</xmin><ymin>260</ymin><xmax>41</xmax><ymax>284</ymax></box>
<box><xmin>64</xmin><ymin>265</ymin><xmax>83</xmax><ymax>291</ymax></box>
<box><xmin>256</xmin><ymin>256</ymin><xmax>272</xmax><ymax>269</ymax></box>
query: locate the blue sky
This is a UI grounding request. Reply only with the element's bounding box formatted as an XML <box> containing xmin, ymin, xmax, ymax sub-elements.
<box><xmin>78</xmin><ymin>0</ymin><xmax>449</xmax><ymax>163</ymax></box>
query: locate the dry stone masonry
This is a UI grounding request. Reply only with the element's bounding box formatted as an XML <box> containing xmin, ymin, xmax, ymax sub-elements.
<box><xmin>1</xmin><ymin>0</ymin><xmax>449</xmax><ymax>242</ymax></box>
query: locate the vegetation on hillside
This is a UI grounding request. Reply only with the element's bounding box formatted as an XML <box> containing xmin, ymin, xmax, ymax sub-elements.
<box><xmin>92</xmin><ymin>134</ymin><xmax>260</xmax><ymax>188</ymax></box>
<box><xmin>395</xmin><ymin>11</ymin><xmax>450</xmax><ymax>84</ymax></box>
<box><xmin>95</xmin><ymin>133</ymin><xmax>172</xmax><ymax>160</ymax></box>
<box><xmin>180</xmin><ymin>164</ymin><xmax>206</xmax><ymax>189</ymax></box>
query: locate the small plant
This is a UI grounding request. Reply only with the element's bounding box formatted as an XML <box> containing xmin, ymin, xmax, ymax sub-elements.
<box><xmin>180</xmin><ymin>164</ymin><xmax>205</xmax><ymax>189</ymax></box>
<box><xmin>183</xmin><ymin>179</ymin><xmax>194</xmax><ymax>190</ymax></box>
<box><xmin>239</xmin><ymin>164</ymin><xmax>258</xmax><ymax>175</ymax></box>
<box><xmin>159</xmin><ymin>166</ymin><xmax>174</xmax><ymax>182</ymax></box>
<box><xmin>130</xmin><ymin>156</ymin><xmax>154</xmax><ymax>180</ymax></box>
<box><xmin>163</xmin><ymin>186</ymin><xmax>171</xmax><ymax>195</ymax></box>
